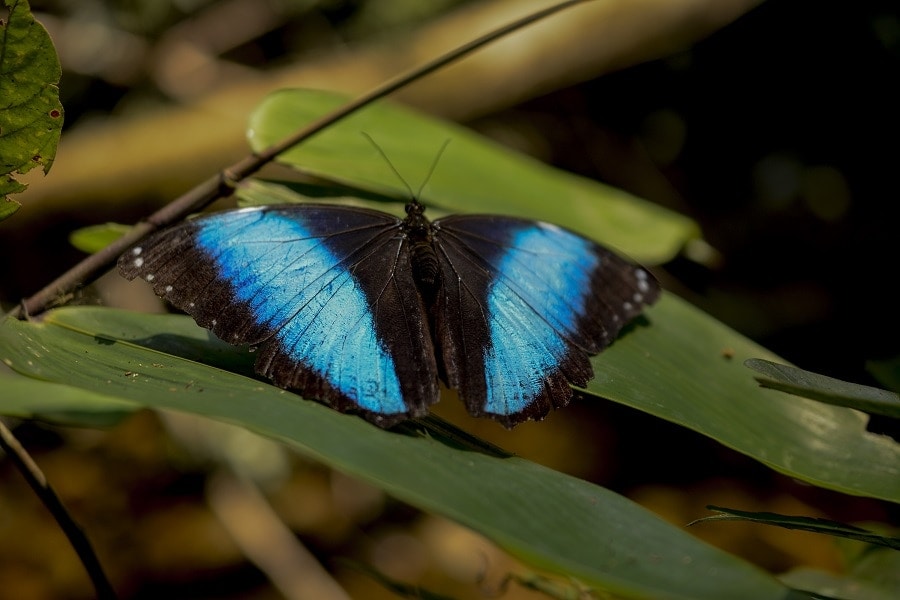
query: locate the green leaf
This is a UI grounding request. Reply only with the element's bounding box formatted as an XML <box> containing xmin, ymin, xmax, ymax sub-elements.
<box><xmin>690</xmin><ymin>506</ymin><xmax>900</xmax><ymax>550</ymax></box>
<box><xmin>246</xmin><ymin>88</ymin><xmax>698</xmax><ymax>264</ymax></box>
<box><xmin>590</xmin><ymin>295</ymin><xmax>900</xmax><ymax>503</ymax></box>
<box><xmin>0</xmin><ymin>0</ymin><xmax>64</xmax><ymax>209</ymax></box>
<box><xmin>236</xmin><ymin>178</ymin><xmax>410</xmax><ymax>216</ymax></box>
<box><xmin>0</xmin><ymin>373</ymin><xmax>135</xmax><ymax>427</ymax></box>
<box><xmin>68</xmin><ymin>222</ymin><xmax>132</xmax><ymax>254</ymax></box>
<box><xmin>0</xmin><ymin>309</ymin><xmax>797</xmax><ymax>600</ymax></box>
<box><xmin>745</xmin><ymin>358</ymin><xmax>900</xmax><ymax>419</ymax></box>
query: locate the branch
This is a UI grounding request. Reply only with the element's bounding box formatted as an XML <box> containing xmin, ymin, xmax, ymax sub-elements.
<box><xmin>0</xmin><ymin>419</ymin><xmax>118</xmax><ymax>599</ymax></box>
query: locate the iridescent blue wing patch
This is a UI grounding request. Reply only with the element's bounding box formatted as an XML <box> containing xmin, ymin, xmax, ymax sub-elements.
<box><xmin>118</xmin><ymin>205</ymin><xmax>439</xmax><ymax>427</ymax></box>
<box><xmin>432</xmin><ymin>215</ymin><xmax>659</xmax><ymax>427</ymax></box>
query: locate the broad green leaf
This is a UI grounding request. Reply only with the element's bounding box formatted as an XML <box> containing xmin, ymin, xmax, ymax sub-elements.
<box><xmin>0</xmin><ymin>309</ymin><xmax>797</xmax><ymax>600</ymax></box>
<box><xmin>43</xmin><ymin>299</ymin><xmax>900</xmax><ymax>504</ymax></box>
<box><xmin>746</xmin><ymin>358</ymin><xmax>900</xmax><ymax>419</ymax></box>
<box><xmin>0</xmin><ymin>374</ymin><xmax>135</xmax><ymax>427</ymax></box>
<box><xmin>236</xmin><ymin>178</ymin><xmax>411</xmax><ymax>217</ymax></box>
<box><xmin>246</xmin><ymin>88</ymin><xmax>698</xmax><ymax>264</ymax></box>
<box><xmin>68</xmin><ymin>223</ymin><xmax>131</xmax><ymax>254</ymax></box>
<box><xmin>586</xmin><ymin>295</ymin><xmax>900</xmax><ymax>503</ymax></box>
<box><xmin>0</xmin><ymin>0</ymin><xmax>64</xmax><ymax>208</ymax></box>
<box><xmin>8</xmin><ymin>291</ymin><xmax>900</xmax><ymax>505</ymax></box>
<box><xmin>691</xmin><ymin>506</ymin><xmax>900</xmax><ymax>550</ymax></box>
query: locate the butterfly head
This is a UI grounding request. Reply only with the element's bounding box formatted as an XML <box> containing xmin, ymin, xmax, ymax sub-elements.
<box><xmin>403</xmin><ymin>198</ymin><xmax>430</xmax><ymax>230</ymax></box>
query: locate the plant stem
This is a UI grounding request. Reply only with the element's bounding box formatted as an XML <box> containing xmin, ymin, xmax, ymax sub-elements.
<box><xmin>0</xmin><ymin>419</ymin><xmax>118</xmax><ymax>599</ymax></box>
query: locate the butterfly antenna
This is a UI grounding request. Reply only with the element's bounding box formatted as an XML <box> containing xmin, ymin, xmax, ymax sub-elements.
<box><xmin>417</xmin><ymin>138</ymin><xmax>451</xmax><ymax>200</ymax></box>
<box><xmin>361</xmin><ymin>132</ymin><xmax>416</xmax><ymax>201</ymax></box>
<box><xmin>361</xmin><ymin>133</ymin><xmax>451</xmax><ymax>203</ymax></box>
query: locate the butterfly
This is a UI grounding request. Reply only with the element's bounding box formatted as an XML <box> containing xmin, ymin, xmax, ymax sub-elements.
<box><xmin>118</xmin><ymin>196</ymin><xmax>659</xmax><ymax>428</ymax></box>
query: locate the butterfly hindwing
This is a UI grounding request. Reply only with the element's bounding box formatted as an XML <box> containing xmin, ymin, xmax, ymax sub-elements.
<box><xmin>432</xmin><ymin>215</ymin><xmax>659</xmax><ymax>427</ymax></box>
<box><xmin>118</xmin><ymin>205</ymin><xmax>440</xmax><ymax>426</ymax></box>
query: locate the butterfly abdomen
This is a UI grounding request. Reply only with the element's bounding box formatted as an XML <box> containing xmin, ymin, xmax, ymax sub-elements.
<box><xmin>409</xmin><ymin>239</ymin><xmax>441</xmax><ymax>293</ymax></box>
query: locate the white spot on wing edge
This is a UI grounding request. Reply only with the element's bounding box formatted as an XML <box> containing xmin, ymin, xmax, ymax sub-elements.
<box><xmin>131</xmin><ymin>247</ymin><xmax>142</xmax><ymax>255</ymax></box>
<box><xmin>145</xmin><ymin>274</ymin><xmax>155</xmax><ymax>282</ymax></box>
<box><xmin>636</xmin><ymin>270</ymin><xmax>651</xmax><ymax>293</ymax></box>
<box><xmin>537</xmin><ymin>221</ymin><xmax>564</xmax><ymax>234</ymax></box>
<box><xmin>133</xmin><ymin>257</ymin><xmax>144</xmax><ymax>268</ymax></box>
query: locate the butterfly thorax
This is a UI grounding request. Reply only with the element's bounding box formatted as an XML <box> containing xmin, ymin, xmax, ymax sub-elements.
<box><xmin>403</xmin><ymin>200</ymin><xmax>441</xmax><ymax>295</ymax></box>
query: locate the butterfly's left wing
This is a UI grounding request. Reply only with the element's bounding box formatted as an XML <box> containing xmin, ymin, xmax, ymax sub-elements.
<box><xmin>432</xmin><ymin>215</ymin><xmax>659</xmax><ymax>427</ymax></box>
<box><xmin>118</xmin><ymin>205</ymin><xmax>440</xmax><ymax>427</ymax></box>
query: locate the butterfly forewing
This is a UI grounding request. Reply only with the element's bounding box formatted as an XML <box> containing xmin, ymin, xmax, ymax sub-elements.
<box><xmin>118</xmin><ymin>205</ymin><xmax>440</xmax><ymax>426</ymax></box>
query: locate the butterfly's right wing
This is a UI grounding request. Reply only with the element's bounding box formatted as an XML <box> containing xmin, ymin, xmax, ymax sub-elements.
<box><xmin>118</xmin><ymin>205</ymin><xmax>440</xmax><ymax>427</ymax></box>
<box><xmin>432</xmin><ymin>215</ymin><xmax>659</xmax><ymax>428</ymax></box>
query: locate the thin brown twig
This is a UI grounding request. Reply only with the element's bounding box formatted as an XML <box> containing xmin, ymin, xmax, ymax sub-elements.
<box><xmin>0</xmin><ymin>419</ymin><xmax>118</xmax><ymax>599</ymax></box>
<box><xmin>11</xmin><ymin>0</ymin><xmax>590</xmax><ymax>320</ymax></box>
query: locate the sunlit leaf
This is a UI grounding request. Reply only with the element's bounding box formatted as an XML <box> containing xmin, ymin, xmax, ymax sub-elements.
<box><xmin>68</xmin><ymin>223</ymin><xmax>131</xmax><ymax>254</ymax></box>
<box><xmin>585</xmin><ymin>296</ymin><xmax>900</xmax><ymax>503</ymax></box>
<box><xmin>246</xmin><ymin>88</ymin><xmax>698</xmax><ymax>264</ymax></box>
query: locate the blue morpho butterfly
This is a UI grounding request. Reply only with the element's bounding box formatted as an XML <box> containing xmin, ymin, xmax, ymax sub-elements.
<box><xmin>118</xmin><ymin>152</ymin><xmax>660</xmax><ymax>428</ymax></box>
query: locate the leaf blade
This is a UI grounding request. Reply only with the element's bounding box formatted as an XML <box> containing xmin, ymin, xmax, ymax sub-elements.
<box><xmin>247</xmin><ymin>88</ymin><xmax>698</xmax><ymax>264</ymax></box>
<box><xmin>584</xmin><ymin>294</ymin><xmax>900</xmax><ymax>503</ymax></box>
<box><xmin>0</xmin><ymin>309</ymin><xmax>792</xmax><ymax>600</ymax></box>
